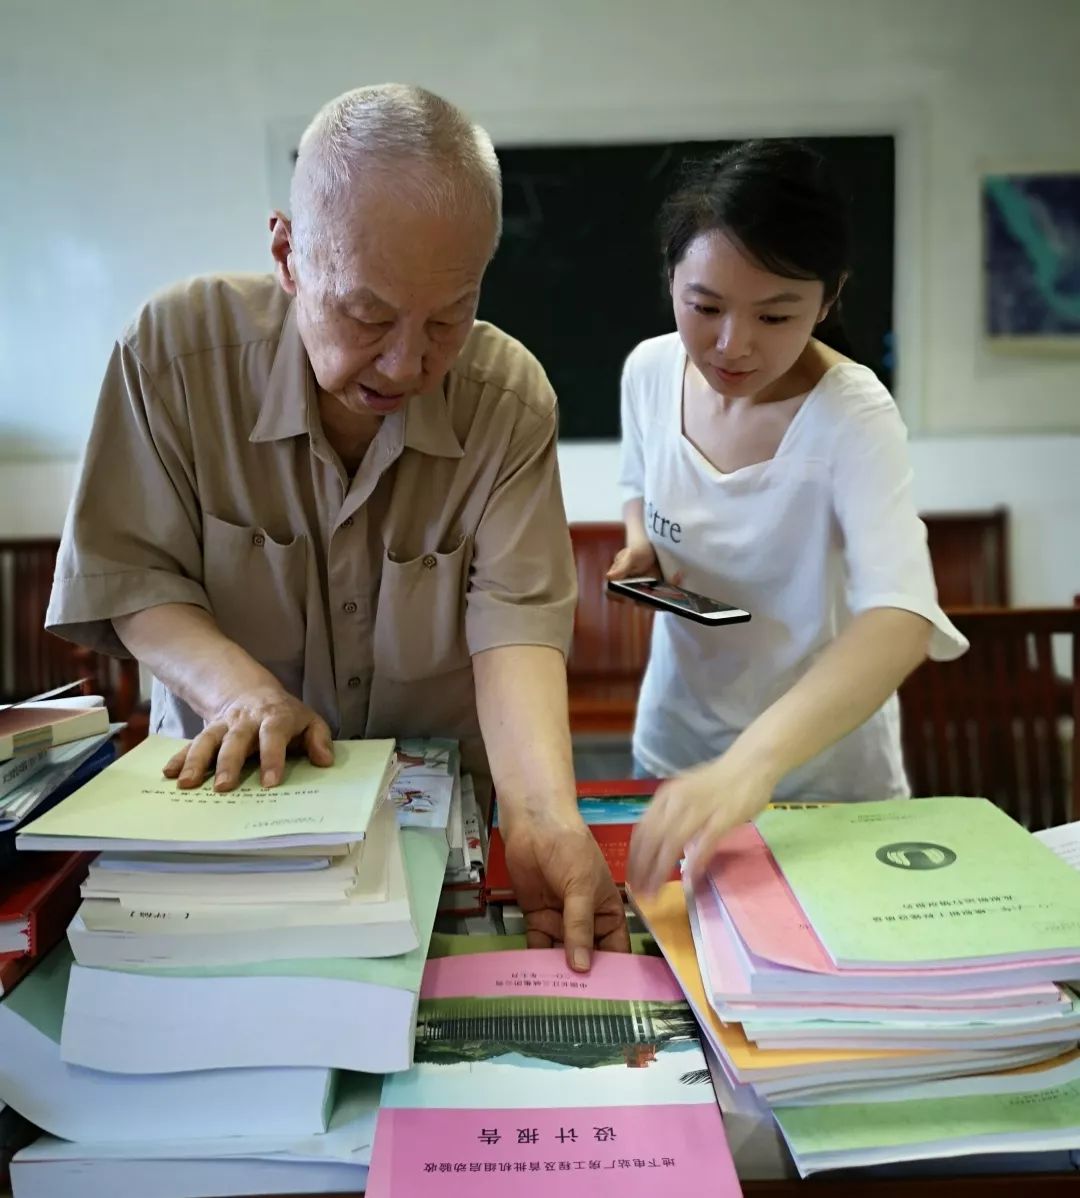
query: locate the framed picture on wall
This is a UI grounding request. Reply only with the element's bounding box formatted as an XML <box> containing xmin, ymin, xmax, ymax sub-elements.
<box><xmin>982</xmin><ymin>169</ymin><xmax>1080</xmax><ymax>353</ymax></box>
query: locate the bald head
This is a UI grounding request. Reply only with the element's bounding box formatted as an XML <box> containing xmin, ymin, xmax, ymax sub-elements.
<box><xmin>289</xmin><ymin>84</ymin><xmax>502</xmax><ymax>274</ymax></box>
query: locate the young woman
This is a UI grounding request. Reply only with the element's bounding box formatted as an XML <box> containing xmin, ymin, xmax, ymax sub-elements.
<box><xmin>609</xmin><ymin>141</ymin><xmax>967</xmax><ymax>895</ymax></box>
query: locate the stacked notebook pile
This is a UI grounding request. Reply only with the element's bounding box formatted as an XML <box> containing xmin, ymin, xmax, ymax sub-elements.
<box><xmin>637</xmin><ymin>797</ymin><xmax>1080</xmax><ymax>1176</ymax></box>
<box><xmin>0</xmin><ymin>733</ymin><xmax>450</xmax><ymax>1198</ymax></box>
<box><xmin>0</xmin><ymin>693</ymin><xmax>117</xmax><ymax>997</ymax></box>
<box><xmin>1</xmin><ymin>694</ymin><xmax>117</xmax><ymax>865</ymax></box>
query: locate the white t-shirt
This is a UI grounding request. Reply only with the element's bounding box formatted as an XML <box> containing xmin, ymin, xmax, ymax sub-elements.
<box><xmin>618</xmin><ymin>333</ymin><xmax>967</xmax><ymax>800</ymax></box>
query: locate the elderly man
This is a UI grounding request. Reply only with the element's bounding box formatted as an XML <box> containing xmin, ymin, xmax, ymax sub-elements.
<box><xmin>46</xmin><ymin>84</ymin><xmax>628</xmax><ymax>969</ymax></box>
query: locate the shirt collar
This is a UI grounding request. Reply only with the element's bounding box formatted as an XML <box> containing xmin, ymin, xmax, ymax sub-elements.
<box><xmin>250</xmin><ymin>300</ymin><xmax>312</xmax><ymax>443</ymax></box>
<box><xmin>403</xmin><ymin>383</ymin><xmax>465</xmax><ymax>459</ymax></box>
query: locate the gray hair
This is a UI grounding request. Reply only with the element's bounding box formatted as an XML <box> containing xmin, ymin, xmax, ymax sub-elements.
<box><xmin>290</xmin><ymin>84</ymin><xmax>502</xmax><ymax>264</ymax></box>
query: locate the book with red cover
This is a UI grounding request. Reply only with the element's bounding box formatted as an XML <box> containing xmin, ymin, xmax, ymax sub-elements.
<box><xmin>0</xmin><ymin>852</ymin><xmax>92</xmax><ymax>959</ymax></box>
<box><xmin>485</xmin><ymin>779</ymin><xmax>669</xmax><ymax>903</ymax></box>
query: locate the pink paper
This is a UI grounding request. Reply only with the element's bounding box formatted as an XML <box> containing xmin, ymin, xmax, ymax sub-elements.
<box><xmin>707</xmin><ymin>827</ymin><xmax>1078</xmax><ymax>988</ymax></box>
<box><xmin>707</xmin><ymin>825</ymin><xmax>834</xmax><ymax>971</ymax></box>
<box><xmin>421</xmin><ymin>948</ymin><xmax>684</xmax><ymax>1002</ymax></box>
<box><xmin>366</xmin><ymin>1104</ymin><xmax>741</xmax><ymax>1197</ymax></box>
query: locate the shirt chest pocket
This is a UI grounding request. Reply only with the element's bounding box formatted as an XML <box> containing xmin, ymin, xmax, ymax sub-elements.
<box><xmin>202</xmin><ymin>512</ymin><xmax>309</xmax><ymax>677</ymax></box>
<box><xmin>374</xmin><ymin>535</ymin><xmax>472</xmax><ymax>682</ymax></box>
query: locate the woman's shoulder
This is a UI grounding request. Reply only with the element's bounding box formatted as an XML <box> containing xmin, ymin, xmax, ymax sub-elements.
<box><xmin>807</xmin><ymin>359</ymin><xmax>902</xmax><ymax>429</ymax></box>
<box><xmin>623</xmin><ymin>331</ymin><xmax>684</xmax><ymax>384</ymax></box>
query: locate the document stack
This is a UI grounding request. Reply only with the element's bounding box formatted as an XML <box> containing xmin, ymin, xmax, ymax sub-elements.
<box><xmin>636</xmin><ymin>797</ymin><xmax>1080</xmax><ymax>1176</ymax></box>
<box><xmin>0</xmin><ymin>734</ymin><xmax>450</xmax><ymax>1198</ymax></box>
<box><xmin>0</xmin><ymin>693</ymin><xmax>117</xmax><ymax>996</ymax></box>
<box><xmin>1</xmin><ymin>694</ymin><xmax>116</xmax><ymax>870</ymax></box>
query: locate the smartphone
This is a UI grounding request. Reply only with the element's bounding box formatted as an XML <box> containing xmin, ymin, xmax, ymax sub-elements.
<box><xmin>606</xmin><ymin>577</ymin><xmax>751</xmax><ymax>626</ymax></box>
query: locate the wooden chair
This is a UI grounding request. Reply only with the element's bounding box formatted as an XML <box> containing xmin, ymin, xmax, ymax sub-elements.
<box><xmin>567</xmin><ymin>524</ymin><xmax>654</xmax><ymax>734</ymax></box>
<box><xmin>899</xmin><ymin>606</ymin><xmax>1079</xmax><ymax>830</ymax></box>
<box><xmin>0</xmin><ymin>538</ymin><xmax>147</xmax><ymax>752</ymax></box>
<box><xmin>922</xmin><ymin>507</ymin><xmax>1009</xmax><ymax>607</ymax></box>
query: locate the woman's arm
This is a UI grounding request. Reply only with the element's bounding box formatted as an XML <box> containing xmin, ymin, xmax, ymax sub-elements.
<box><xmin>607</xmin><ymin>498</ymin><xmax>659</xmax><ymax>579</ymax></box>
<box><xmin>627</xmin><ymin>606</ymin><xmax>931</xmax><ymax>894</ymax></box>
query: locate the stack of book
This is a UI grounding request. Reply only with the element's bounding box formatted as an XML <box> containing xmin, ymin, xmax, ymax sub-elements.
<box><xmin>0</xmin><ymin>693</ymin><xmax>117</xmax><ymax>996</ymax></box>
<box><xmin>636</xmin><ymin>797</ymin><xmax>1080</xmax><ymax>1176</ymax></box>
<box><xmin>0</xmin><ymin>733</ymin><xmax>451</xmax><ymax>1198</ymax></box>
<box><xmin>1</xmin><ymin>695</ymin><xmax>116</xmax><ymax>862</ymax></box>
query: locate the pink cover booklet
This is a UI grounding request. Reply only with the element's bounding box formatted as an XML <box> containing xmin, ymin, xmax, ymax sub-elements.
<box><xmin>366</xmin><ymin>948</ymin><xmax>741</xmax><ymax>1197</ymax></box>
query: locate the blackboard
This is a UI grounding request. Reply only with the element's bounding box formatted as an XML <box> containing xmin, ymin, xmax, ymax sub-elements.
<box><xmin>478</xmin><ymin>136</ymin><xmax>895</xmax><ymax>440</ymax></box>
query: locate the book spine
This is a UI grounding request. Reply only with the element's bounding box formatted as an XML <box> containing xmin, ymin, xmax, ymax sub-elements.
<box><xmin>0</xmin><ymin>747</ymin><xmax>49</xmax><ymax>801</ymax></box>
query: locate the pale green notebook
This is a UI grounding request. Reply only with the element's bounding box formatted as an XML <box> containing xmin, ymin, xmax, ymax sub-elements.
<box><xmin>18</xmin><ymin>734</ymin><xmax>396</xmax><ymax>851</ymax></box>
<box><xmin>756</xmin><ymin>797</ymin><xmax>1080</xmax><ymax>967</ymax></box>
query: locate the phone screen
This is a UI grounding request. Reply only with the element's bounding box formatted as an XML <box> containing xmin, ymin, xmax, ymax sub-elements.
<box><xmin>614</xmin><ymin>578</ymin><xmax>750</xmax><ymax>620</ymax></box>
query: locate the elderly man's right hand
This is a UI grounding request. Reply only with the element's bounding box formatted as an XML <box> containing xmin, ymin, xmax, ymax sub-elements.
<box><xmin>162</xmin><ymin>685</ymin><xmax>335</xmax><ymax>791</ymax></box>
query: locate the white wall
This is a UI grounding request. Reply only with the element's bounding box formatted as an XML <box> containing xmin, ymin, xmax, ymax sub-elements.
<box><xmin>2</xmin><ymin>0</ymin><xmax>1079</xmax><ymax>600</ymax></box>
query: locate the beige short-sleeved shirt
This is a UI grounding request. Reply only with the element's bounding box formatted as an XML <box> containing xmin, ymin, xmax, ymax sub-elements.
<box><xmin>46</xmin><ymin>274</ymin><xmax>576</xmax><ymax>786</ymax></box>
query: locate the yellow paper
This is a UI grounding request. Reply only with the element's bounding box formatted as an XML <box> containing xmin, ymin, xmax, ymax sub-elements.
<box><xmin>632</xmin><ymin>881</ymin><xmax>918</xmax><ymax>1073</ymax></box>
<box><xmin>19</xmin><ymin>734</ymin><xmax>395</xmax><ymax>848</ymax></box>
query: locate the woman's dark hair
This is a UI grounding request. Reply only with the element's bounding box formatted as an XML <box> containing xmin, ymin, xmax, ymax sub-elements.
<box><xmin>659</xmin><ymin>140</ymin><xmax>854</xmax><ymax>348</ymax></box>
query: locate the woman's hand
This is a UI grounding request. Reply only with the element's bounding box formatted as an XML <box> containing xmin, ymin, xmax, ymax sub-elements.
<box><xmin>627</xmin><ymin>749</ymin><xmax>780</xmax><ymax>896</ymax></box>
<box><xmin>607</xmin><ymin>542</ymin><xmax>661</xmax><ymax>580</ymax></box>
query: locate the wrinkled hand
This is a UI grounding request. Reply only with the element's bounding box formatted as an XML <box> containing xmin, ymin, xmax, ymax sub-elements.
<box><xmin>163</xmin><ymin>685</ymin><xmax>334</xmax><ymax>791</ymax></box>
<box><xmin>502</xmin><ymin>809</ymin><xmax>630</xmax><ymax>972</ymax></box>
<box><xmin>627</xmin><ymin>752</ymin><xmax>778</xmax><ymax>896</ymax></box>
<box><xmin>606</xmin><ymin>542</ymin><xmax>660</xmax><ymax>581</ymax></box>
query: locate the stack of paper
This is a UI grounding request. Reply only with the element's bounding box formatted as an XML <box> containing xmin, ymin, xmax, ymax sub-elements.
<box><xmin>17</xmin><ymin>735</ymin><xmax>415</xmax><ymax>966</ymax></box>
<box><xmin>1</xmin><ymin>694</ymin><xmax>119</xmax><ymax>869</ymax></box>
<box><xmin>58</xmin><ymin>828</ymin><xmax>448</xmax><ymax>1076</ymax></box>
<box><xmin>636</xmin><ymin>797</ymin><xmax>1080</xmax><ymax>1176</ymax></box>
<box><xmin>0</xmin><ymin>732</ymin><xmax>450</xmax><ymax>1185</ymax></box>
<box><xmin>0</xmin><ymin>693</ymin><xmax>118</xmax><ymax>999</ymax></box>
<box><xmin>9</xmin><ymin>1070</ymin><xmax>380</xmax><ymax>1198</ymax></box>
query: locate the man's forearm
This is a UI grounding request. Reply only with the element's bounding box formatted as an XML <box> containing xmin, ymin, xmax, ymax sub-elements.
<box><xmin>113</xmin><ymin>603</ymin><xmax>281</xmax><ymax>722</ymax></box>
<box><xmin>472</xmin><ymin>644</ymin><xmax>579</xmax><ymax>827</ymax></box>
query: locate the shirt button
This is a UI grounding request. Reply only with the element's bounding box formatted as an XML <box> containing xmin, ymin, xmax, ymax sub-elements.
<box><xmin>422</xmin><ymin>554</ymin><xmax>437</xmax><ymax>570</ymax></box>
<box><xmin>341</xmin><ymin>517</ymin><xmax>354</xmax><ymax>528</ymax></box>
<box><xmin>343</xmin><ymin>601</ymin><xmax>358</xmax><ymax>614</ymax></box>
<box><xmin>252</xmin><ymin>533</ymin><xmax>265</xmax><ymax>547</ymax></box>
<box><xmin>347</xmin><ymin>676</ymin><xmax>362</xmax><ymax>688</ymax></box>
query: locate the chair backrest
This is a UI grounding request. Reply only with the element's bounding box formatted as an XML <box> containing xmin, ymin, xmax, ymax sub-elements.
<box><xmin>567</xmin><ymin>523</ymin><xmax>653</xmax><ymax>681</ymax></box>
<box><xmin>899</xmin><ymin>606</ymin><xmax>1079</xmax><ymax>830</ymax></box>
<box><xmin>567</xmin><ymin>509</ymin><xmax>1012</xmax><ymax>679</ymax></box>
<box><xmin>0</xmin><ymin>538</ymin><xmax>67</xmax><ymax>702</ymax></box>
<box><xmin>0</xmin><ymin>538</ymin><xmax>140</xmax><ymax>719</ymax></box>
<box><xmin>922</xmin><ymin>508</ymin><xmax>1010</xmax><ymax>607</ymax></box>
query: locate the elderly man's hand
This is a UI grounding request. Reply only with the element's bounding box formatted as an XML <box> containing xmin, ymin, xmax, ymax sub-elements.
<box><xmin>162</xmin><ymin>685</ymin><xmax>335</xmax><ymax>790</ymax></box>
<box><xmin>500</xmin><ymin>808</ymin><xmax>630</xmax><ymax>971</ymax></box>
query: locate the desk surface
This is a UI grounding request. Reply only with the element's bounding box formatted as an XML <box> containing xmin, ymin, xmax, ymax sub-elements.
<box><xmin>2</xmin><ymin>1171</ymin><xmax>1077</xmax><ymax>1197</ymax></box>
